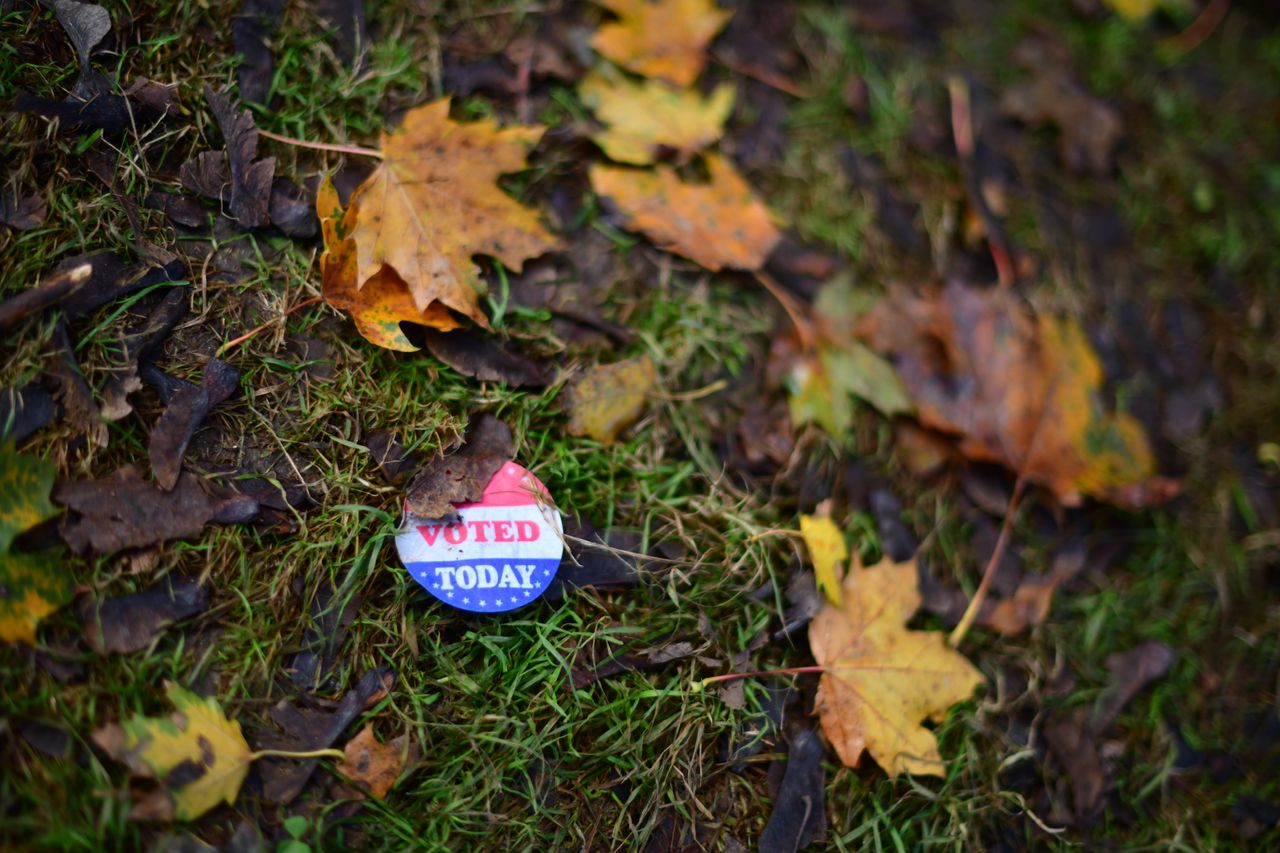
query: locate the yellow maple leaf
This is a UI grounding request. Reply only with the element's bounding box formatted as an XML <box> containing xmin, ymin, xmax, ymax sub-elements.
<box><xmin>106</xmin><ymin>683</ymin><xmax>253</xmax><ymax>820</ymax></box>
<box><xmin>590</xmin><ymin>0</ymin><xmax>731</xmax><ymax>88</ymax></box>
<box><xmin>580</xmin><ymin>68</ymin><xmax>735</xmax><ymax>165</ymax></box>
<box><xmin>590</xmin><ymin>155</ymin><xmax>781</xmax><ymax>272</ymax></box>
<box><xmin>344</xmin><ymin>99</ymin><xmax>558</xmax><ymax>330</ymax></box>
<box><xmin>0</xmin><ymin>444</ymin><xmax>69</xmax><ymax>644</ymax></box>
<box><xmin>566</xmin><ymin>354</ymin><xmax>657</xmax><ymax>444</ymax></box>
<box><xmin>798</xmin><ymin>514</ymin><xmax>847</xmax><ymax>605</ymax></box>
<box><xmin>317</xmin><ymin>178</ymin><xmax>461</xmax><ymax>351</ymax></box>
<box><xmin>810</xmin><ymin>556</ymin><xmax>984</xmax><ymax>777</ymax></box>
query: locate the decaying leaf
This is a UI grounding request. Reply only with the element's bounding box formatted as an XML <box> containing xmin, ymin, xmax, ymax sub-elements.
<box><xmin>179</xmin><ymin>87</ymin><xmax>275</xmax><ymax>227</ymax></box>
<box><xmin>580</xmin><ymin>68</ymin><xmax>734</xmax><ymax>165</ymax></box>
<box><xmin>148</xmin><ymin>359</ymin><xmax>240</xmax><ymax>491</ymax></box>
<box><xmin>798</xmin><ymin>513</ymin><xmax>846</xmax><ymax>605</ymax></box>
<box><xmin>55</xmin><ymin>466</ymin><xmax>258</xmax><ymax>554</ymax></box>
<box><xmin>405</xmin><ymin>415</ymin><xmax>515</xmax><ymax>520</ymax></box>
<box><xmin>859</xmin><ymin>281</ymin><xmax>1173</xmax><ymax>508</ymax></box>
<box><xmin>422</xmin><ymin>327</ymin><xmax>552</xmax><ymax>388</ymax></box>
<box><xmin>810</xmin><ymin>555</ymin><xmax>984</xmax><ymax>776</ymax></box>
<box><xmin>591</xmin><ymin>156</ymin><xmax>780</xmax><ymax>271</ymax></box>
<box><xmin>337</xmin><ymin>724</ymin><xmax>418</xmax><ymax>799</ymax></box>
<box><xmin>93</xmin><ymin>683</ymin><xmax>251</xmax><ymax>821</ymax></box>
<box><xmin>590</xmin><ymin>0</ymin><xmax>731</xmax><ymax>88</ymax></box>
<box><xmin>80</xmin><ymin>575</ymin><xmax>208</xmax><ymax>654</ymax></box>
<box><xmin>341</xmin><ymin>99</ymin><xmax>558</xmax><ymax>329</ymax></box>
<box><xmin>1000</xmin><ymin>36</ymin><xmax>1122</xmax><ymax>176</ymax></box>
<box><xmin>566</xmin><ymin>354</ymin><xmax>657</xmax><ymax>444</ymax></box>
<box><xmin>0</xmin><ymin>444</ymin><xmax>69</xmax><ymax>644</ymax></box>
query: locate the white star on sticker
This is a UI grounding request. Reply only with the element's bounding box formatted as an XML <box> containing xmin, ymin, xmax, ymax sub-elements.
<box><xmin>446</xmin><ymin>591</ymin><xmax>454</xmax><ymax>598</ymax></box>
<box><xmin>523</xmin><ymin>590</ymin><xmax>531</xmax><ymax>597</ymax></box>
<box><xmin>542</xmin><ymin>569</ymin><xmax>550</xmax><ymax>576</ymax></box>
<box><xmin>463</xmin><ymin>597</ymin><xmax>470</xmax><ymax>605</ymax></box>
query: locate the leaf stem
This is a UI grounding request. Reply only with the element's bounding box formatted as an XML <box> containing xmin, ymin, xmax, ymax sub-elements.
<box><xmin>948</xmin><ymin>474</ymin><xmax>1027</xmax><ymax>647</ymax></box>
<box><xmin>697</xmin><ymin>665</ymin><xmax>828</xmax><ymax>689</ymax></box>
<box><xmin>257</xmin><ymin>128</ymin><xmax>383</xmax><ymax>159</ymax></box>
<box><xmin>249</xmin><ymin>747</ymin><xmax>346</xmax><ymax>761</ymax></box>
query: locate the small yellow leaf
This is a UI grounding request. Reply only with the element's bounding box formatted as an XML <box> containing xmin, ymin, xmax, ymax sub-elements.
<box><xmin>799</xmin><ymin>514</ymin><xmax>847</xmax><ymax>605</ymax></box>
<box><xmin>810</xmin><ymin>556</ymin><xmax>984</xmax><ymax>777</ymax></box>
<box><xmin>111</xmin><ymin>683</ymin><xmax>253</xmax><ymax>820</ymax></box>
<box><xmin>566</xmin><ymin>355</ymin><xmax>657</xmax><ymax>444</ymax></box>
<box><xmin>590</xmin><ymin>0</ymin><xmax>731</xmax><ymax>88</ymax></box>
<box><xmin>1103</xmin><ymin>0</ymin><xmax>1159</xmax><ymax>20</ymax></box>
<box><xmin>580</xmin><ymin>68</ymin><xmax>734</xmax><ymax>165</ymax></box>
<box><xmin>590</xmin><ymin>156</ymin><xmax>781</xmax><ymax>272</ymax></box>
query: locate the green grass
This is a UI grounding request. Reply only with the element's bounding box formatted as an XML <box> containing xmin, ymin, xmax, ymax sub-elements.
<box><xmin>4</xmin><ymin>0</ymin><xmax>1280</xmax><ymax>849</ymax></box>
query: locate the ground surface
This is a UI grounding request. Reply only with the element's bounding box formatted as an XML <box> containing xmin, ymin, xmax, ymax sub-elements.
<box><xmin>2</xmin><ymin>0</ymin><xmax>1280</xmax><ymax>850</ymax></box>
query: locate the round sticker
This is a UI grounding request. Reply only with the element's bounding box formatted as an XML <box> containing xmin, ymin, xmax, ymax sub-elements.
<box><xmin>396</xmin><ymin>462</ymin><xmax>563</xmax><ymax>612</ymax></box>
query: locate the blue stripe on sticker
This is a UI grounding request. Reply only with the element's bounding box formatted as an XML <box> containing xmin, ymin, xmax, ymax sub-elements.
<box><xmin>405</xmin><ymin>557</ymin><xmax>560</xmax><ymax>612</ymax></box>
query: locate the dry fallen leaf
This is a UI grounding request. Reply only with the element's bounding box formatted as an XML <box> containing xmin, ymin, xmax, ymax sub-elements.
<box><xmin>93</xmin><ymin>682</ymin><xmax>252</xmax><ymax>821</ymax></box>
<box><xmin>799</xmin><ymin>512</ymin><xmax>846</xmax><ymax>605</ymax></box>
<box><xmin>859</xmin><ymin>281</ymin><xmax>1174</xmax><ymax>508</ymax></box>
<box><xmin>580</xmin><ymin>68</ymin><xmax>734</xmax><ymax>165</ymax></box>
<box><xmin>317</xmin><ymin>177</ymin><xmax>460</xmax><ymax>351</ymax></box>
<box><xmin>1103</xmin><ymin>0</ymin><xmax>1159</xmax><ymax>20</ymax></box>
<box><xmin>590</xmin><ymin>0</ymin><xmax>731</xmax><ymax>88</ymax></box>
<box><xmin>337</xmin><ymin>724</ymin><xmax>418</xmax><ymax>799</ymax></box>
<box><xmin>810</xmin><ymin>556</ymin><xmax>984</xmax><ymax>776</ymax></box>
<box><xmin>590</xmin><ymin>156</ymin><xmax>780</xmax><ymax>271</ymax></box>
<box><xmin>0</xmin><ymin>444</ymin><xmax>69</xmax><ymax>644</ymax></box>
<box><xmin>566</xmin><ymin>354</ymin><xmax>657</xmax><ymax>444</ymax></box>
<box><xmin>341</xmin><ymin>99</ymin><xmax>558</xmax><ymax>329</ymax></box>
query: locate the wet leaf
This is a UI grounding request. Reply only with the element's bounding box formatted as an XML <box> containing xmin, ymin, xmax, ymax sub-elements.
<box><xmin>580</xmin><ymin>67</ymin><xmax>734</xmax><ymax>165</ymax></box>
<box><xmin>179</xmin><ymin>87</ymin><xmax>275</xmax><ymax>227</ymax></box>
<box><xmin>590</xmin><ymin>0</ymin><xmax>731</xmax><ymax>88</ymax></box>
<box><xmin>93</xmin><ymin>683</ymin><xmax>251</xmax><ymax>821</ymax></box>
<box><xmin>404</xmin><ymin>415</ymin><xmax>514</xmax><ymax>520</ymax></box>
<box><xmin>341</xmin><ymin>99</ymin><xmax>558</xmax><ymax>329</ymax></box>
<box><xmin>337</xmin><ymin>725</ymin><xmax>417</xmax><ymax>799</ymax></box>
<box><xmin>0</xmin><ymin>444</ymin><xmax>69</xmax><ymax>644</ymax></box>
<box><xmin>798</xmin><ymin>513</ymin><xmax>846</xmax><ymax>605</ymax></box>
<box><xmin>566</xmin><ymin>354</ymin><xmax>656</xmax><ymax>444</ymax></box>
<box><xmin>148</xmin><ymin>359</ymin><xmax>240</xmax><ymax>491</ymax></box>
<box><xmin>590</xmin><ymin>156</ymin><xmax>780</xmax><ymax>271</ymax></box>
<box><xmin>422</xmin><ymin>327</ymin><xmax>552</xmax><ymax>388</ymax></box>
<box><xmin>810</xmin><ymin>555</ymin><xmax>984</xmax><ymax>776</ymax></box>
<box><xmin>80</xmin><ymin>575</ymin><xmax>208</xmax><ymax>654</ymax></box>
<box><xmin>45</xmin><ymin>0</ymin><xmax>111</xmax><ymax>69</ymax></box>
<box><xmin>860</xmin><ymin>281</ymin><xmax>1173</xmax><ymax>508</ymax></box>
<box><xmin>55</xmin><ymin>466</ymin><xmax>258</xmax><ymax>554</ymax></box>
<box><xmin>317</xmin><ymin>177</ymin><xmax>460</xmax><ymax>351</ymax></box>
<box><xmin>759</xmin><ymin>729</ymin><xmax>826</xmax><ymax>852</ymax></box>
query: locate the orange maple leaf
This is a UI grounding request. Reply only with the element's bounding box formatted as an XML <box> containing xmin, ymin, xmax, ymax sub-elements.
<box><xmin>590</xmin><ymin>155</ymin><xmax>781</xmax><ymax>272</ymax></box>
<box><xmin>317</xmin><ymin>178</ymin><xmax>460</xmax><ymax>351</ymax></box>
<box><xmin>344</xmin><ymin>99</ymin><xmax>558</xmax><ymax>330</ymax></box>
<box><xmin>590</xmin><ymin>0</ymin><xmax>731</xmax><ymax>88</ymax></box>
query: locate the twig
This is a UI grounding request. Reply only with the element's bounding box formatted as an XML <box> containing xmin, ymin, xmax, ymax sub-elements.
<box><xmin>217</xmin><ymin>296</ymin><xmax>323</xmax><ymax>357</ymax></box>
<box><xmin>948</xmin><ymin>77</ymin><xmax>1016</xmax><ymax>289</ymax></box>
<box><xmin>1164</xmin><ymin>0</ymin><xmax>1231</xmax><ymax>55</ymax></box>
<box><xmin>257</xmin><ymin>128</ymin><xmax>383</xmax><ymax>159</ymax></box>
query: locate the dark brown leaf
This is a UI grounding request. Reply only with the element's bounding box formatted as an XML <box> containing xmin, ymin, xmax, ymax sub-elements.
<box><xmin>760</xmin><ymin>729</ymin><xmax>827</xmax><ymax>853</ymax></box>
<box><xmin>54</xmin><ymin>467</ymin><xmax>258</xmax><ymax>554</ymax></box>
<box><xmin>253</xmin><ymin>668</ymin><xmax>394</xmax><ymax>804</ymax></box>
<box><xmin>404</xmin><ymin>415</ymin><xmax>514</xmax><ymax>520</ymax></box>
<box><xmin>422</xmin><ymin>328</ymin><xmax>552</xmax><ymax>388</ymax></box>
<box><xmin>0</xmin><ymin>385</ymin><xmax>56</xmax><ymax>444</ymax></box>
<box><xmin>0</xmin><ymin>185</ymin><xmax>47</xmax><ymax>231</ymax></box>
<box><xmin>179</xmin><ymin>87</ymin><xmax>274</xmax><ymax>227</ymax></box>
<box><xmin>80</xmin><ymin>575</ymin><xmax>208</xmax><ymax>654</ymax></box>
<box><xmin>232</xmin><ymin>0</ymin><xmax>283</xmax><ymax>105</ymax></box>
<box><xmin>1093</xmin><ymin>641</ymin><xmax>1176</xmax><ymax>730</ymax></box>
<box><xmin>148</xmin><ymin>359</ymin><xmax>241</xmax><ymax>491</ymax></box>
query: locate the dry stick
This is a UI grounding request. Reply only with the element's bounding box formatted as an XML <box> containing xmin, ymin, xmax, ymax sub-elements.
<box><xmin>1164</xmin><ymin>0</ymin><xmax>1231</xmax><ymax>55</ymax></box>
<box><xmin>0</xmin><ymin>262</ymin><xmax>93</xmax><ymax>329</ymax></box>
<box><xmin>217</xmin><ymin>296</ymin><xmax>323</xmax><ymax>357</ymax></box>
<box><xmin>948</xmin><ymin>473</ymin><xmax>1028</xmax><ymax>647</ymax></box>
<box><xmin>948</xmin><ymin>77</ymin><xmax>1015</xmax><ymax>290</ymax></box>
